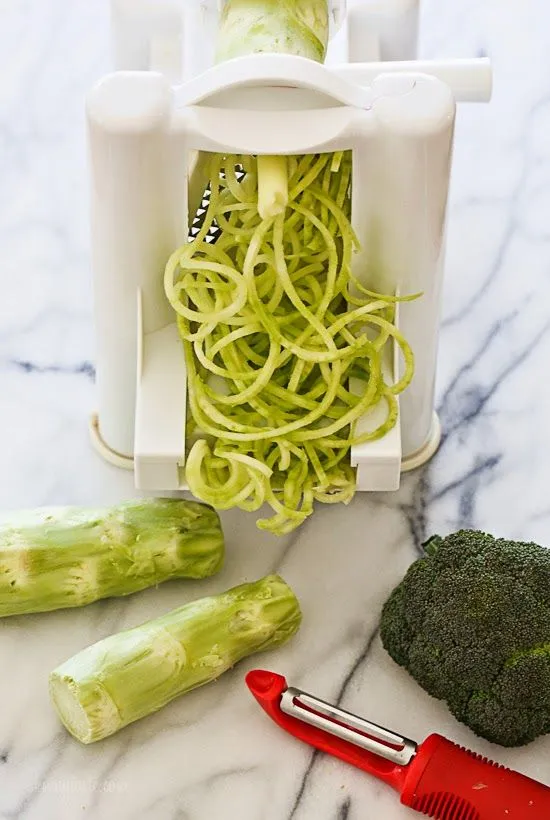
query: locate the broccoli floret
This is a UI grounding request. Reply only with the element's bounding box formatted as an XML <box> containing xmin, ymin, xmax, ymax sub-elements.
<box><xmin>380</xmin><ymin>529</ymin><xmax>550</xmax><ymax>747</ymax></box>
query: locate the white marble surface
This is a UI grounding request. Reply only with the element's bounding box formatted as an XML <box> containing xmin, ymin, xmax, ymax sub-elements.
<box><xmin>1</xmin><ymin>1</ymin><xmax>550</xmax><ymax>818</ymax></box>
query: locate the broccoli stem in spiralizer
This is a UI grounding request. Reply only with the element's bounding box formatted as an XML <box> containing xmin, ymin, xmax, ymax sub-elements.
<box><xmin>216</xmin><ymin>0</ymin><xmax>330</xmax><ymax>219</ymax></box>
<box><xmin>215</xmin><ymin>0</ymin><xmax>329</xmax><ymax>64</ymax></box>
<box><xmin>49</xmin><ymin>574</ymin><xmax>302</xmax><ymax>743</ymax></box>
<box><xmin>0</xmin><ymin>499</ymin><xmax>224</xmax><ymax>617</ymax></box>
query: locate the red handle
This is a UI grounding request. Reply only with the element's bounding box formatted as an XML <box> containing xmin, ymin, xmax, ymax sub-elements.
<box><xmin>401</xmin><ymin>734</ymin><xmax>550</xmax><ymax>819</ymax></box>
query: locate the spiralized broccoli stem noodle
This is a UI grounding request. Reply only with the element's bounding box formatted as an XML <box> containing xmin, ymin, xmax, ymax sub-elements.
<box><xmin>164</xmin><ymin>152</ymin><xmax>415</xmax><ymax>535</ymax></box>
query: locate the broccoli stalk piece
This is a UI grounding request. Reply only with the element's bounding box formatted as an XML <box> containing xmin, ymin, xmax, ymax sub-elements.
<box><xmin>50</xmin><ymin>574</ymin><xmax>301</xmax><ymax>743</ymax></box>
<box><xmin>380</xmin><ymin>530</ymin><xmax>550</xmax><ymax>747</ymax></box>
<box><xmin>0</xmin><ymin>499</ymin><xmax>224</xmax><ymax>617</ymax></box>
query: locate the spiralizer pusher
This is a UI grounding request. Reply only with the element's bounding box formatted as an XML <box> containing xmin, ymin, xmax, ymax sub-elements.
<box><xmin>88</xmin><ymin>0</ymin><xmax>492</xmax><ymax>494</ymax></box>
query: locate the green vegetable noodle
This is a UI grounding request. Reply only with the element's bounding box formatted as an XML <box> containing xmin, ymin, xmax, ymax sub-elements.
<box><xmin>50</xmin><ymin>574</ymin><xmax>301</xmax><ymax>743</ymax></box>
<box><xmin>381</xmin><ymin>530</ymin><xmax>550</xmax><ymax>747</ymax></box>
<box><xmin>0</xmin><ymin>499</ymin><xmax>224</xmax><ymax>617</ymax></box>
<box><xmin>165</xmin><ymin>153</ymin><xmax>415</xmax><ymax>534</ymax></box>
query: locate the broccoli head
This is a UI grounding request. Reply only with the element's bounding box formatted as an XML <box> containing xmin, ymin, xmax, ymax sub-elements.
<box><xmin>380</xmin><ymin>530</ymin><xmax>550</xmax><ymax>747</ymax></box>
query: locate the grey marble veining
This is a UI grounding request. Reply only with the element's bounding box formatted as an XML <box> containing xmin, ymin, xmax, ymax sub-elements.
<box><xmin>1</xmin><ymin>1</ymin><xmax>550</xmax><ymax>818</ymax></box>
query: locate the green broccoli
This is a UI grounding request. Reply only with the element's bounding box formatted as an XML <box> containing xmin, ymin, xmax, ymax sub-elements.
<box><xmin>380</xmin><ymin>530</ymin><xmax>550</xmax><ymax>747</ymax></box>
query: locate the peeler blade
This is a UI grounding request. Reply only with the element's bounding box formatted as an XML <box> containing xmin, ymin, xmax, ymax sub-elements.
<box><xmin>246</xmin><ymin>670</ymin><xmax>415</xmax><ymax>791</ymax></box>
<box><xmin>280</xmin><ymin>686</ymin><xmax>417</xmax><ymax>766</ymax></box>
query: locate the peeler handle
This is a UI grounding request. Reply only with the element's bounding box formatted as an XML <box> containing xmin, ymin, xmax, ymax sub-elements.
<box><xmin>401</xmin><ymin>734</ymin><xmax>550</xmax><ymax>819</ymax></box>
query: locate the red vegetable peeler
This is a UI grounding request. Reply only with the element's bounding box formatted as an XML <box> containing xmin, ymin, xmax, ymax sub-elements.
<box><xmin>246</xmin><ymin>670</ymin><xmax>550</xmax><ymax>819</ymax></box>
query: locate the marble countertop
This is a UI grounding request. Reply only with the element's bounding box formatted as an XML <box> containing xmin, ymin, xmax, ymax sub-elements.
<box><xmin>2</xmin><ymin>1</ymin><xmax>550</xmax><ymax>818</ymax></box>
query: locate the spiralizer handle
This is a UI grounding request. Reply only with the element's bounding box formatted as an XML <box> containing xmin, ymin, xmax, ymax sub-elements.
<box><xmin>401</xmin><ymin>734</ymin><xmax>550</xmax><ymax>819</ymax></box>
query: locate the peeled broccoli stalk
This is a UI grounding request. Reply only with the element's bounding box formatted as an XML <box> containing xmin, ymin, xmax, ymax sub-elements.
<box><xmin>50</xmin><ymin>574</ymin><xmax>301</xmax><ymax>743</ymax></box>
<box><xmin>380</xmin><ymin>530</ymin><xmax>550</xmax><ymax>747</ymax></box>
<box><xmin>0</xmin><ymin>499</ymin><xmax>224</xmax><ymax>617</ymax></box>
<box><xmin>215</xmin><ymin>0</ymin><xmax>329</xmax><ymax>63</ymax></box>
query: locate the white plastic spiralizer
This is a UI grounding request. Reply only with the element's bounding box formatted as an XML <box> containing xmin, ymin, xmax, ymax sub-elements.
<box><xmin>88</xmin><ymin>0</ymin><xmax>492</xmax><ymax>493</ymax></box>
